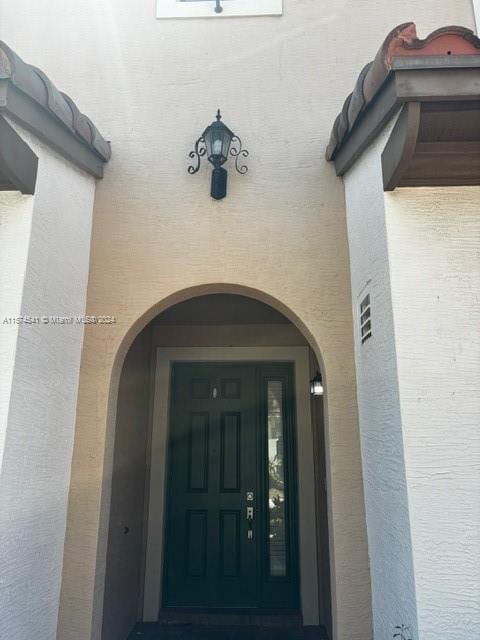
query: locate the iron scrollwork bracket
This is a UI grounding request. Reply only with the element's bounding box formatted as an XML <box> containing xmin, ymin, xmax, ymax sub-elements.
<box><xmin>187</xmin><ymin>136</ymin><xmax>206</xmax><ymax>174</ymax></box>
<box><xmin>230</xmin><ymin>135</ymin><xmax>249</xmax><ymax>174</ymax></box>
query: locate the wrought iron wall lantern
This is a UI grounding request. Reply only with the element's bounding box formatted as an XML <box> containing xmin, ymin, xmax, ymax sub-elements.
<box><xmin>310</xmin><ymin>371</ymin><xmax>324</xmax><ymax>397</ymax></box>
<box><xmin>188</xmin><ymin>110</ymin><xmax>249</xmax><ymax>200</ymax></box>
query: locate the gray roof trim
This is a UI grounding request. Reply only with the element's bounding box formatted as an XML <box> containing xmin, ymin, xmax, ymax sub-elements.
<box><xmin>391</xmin><ymin>54</ymin><xmax>480</xmax><ymax>70</ymax></box>
<box><xmin>0</xmin><ymin>115</ymin><xmax>38</xmax><ymax>194</ymax></box>
<box><xmin>0</xmin><ymin>41</ymin><xmax>110</xmax><ymax>178</ymax></box>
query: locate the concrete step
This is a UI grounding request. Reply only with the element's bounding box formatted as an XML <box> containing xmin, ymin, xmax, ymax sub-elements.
<box><xmin>129</xmin><ymin>622</ymin><xmax>329</xmax><ymax>640</ymax></box>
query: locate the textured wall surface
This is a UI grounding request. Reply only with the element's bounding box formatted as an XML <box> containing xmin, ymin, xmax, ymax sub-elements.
<box><xmin>343</xmin><ymin>127</ymin><xmax>418</xmax><ymax>640</ymax></box>
<box><xmin>345</xmin><ymin>138</ymin><xmax>480</xmax><ymax>640</ymax></box>
<box><xmin>0</xmin><ymin>192</ymin><xmax>33</xmax><ymax>465</ymax></box>
<box><xmin>0</xmin><ymin>129</ymin><xmax>95</xmax><ymax>640</ymax></box>
<box><xmin>0</xmin><ymin>2</ymin><xmax>475</xmax><ymax>640</ymax></box>
<box><xmin>386</xmin><ymin>187</ymin><xmax>480</xmax><ymax>640</ymax></box>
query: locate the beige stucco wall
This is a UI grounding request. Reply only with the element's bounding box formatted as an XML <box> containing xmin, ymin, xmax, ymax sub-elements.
<box><xmin>0</xmin><ymin>2</ymin><xmax>476</xmax><ymax>640</ymax></box>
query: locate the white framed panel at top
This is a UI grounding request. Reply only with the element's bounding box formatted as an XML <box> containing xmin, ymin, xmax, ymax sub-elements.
<box><xmin>157</xmin><ymin>0</ymin><xmax>282</xmax><ymax>19</ymax></box>
<box><xmin>474</xmin><ymin>0</ymin><xmax>480</xmax><ymax>34</ymax></box>
<box><xmin>143</xmin><ymin>346</ymin><xmax>319</xmax><ymax>625</ymax></box>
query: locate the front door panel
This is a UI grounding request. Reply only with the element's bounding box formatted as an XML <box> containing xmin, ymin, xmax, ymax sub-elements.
<box><xmin>163</xmin><ymin>363</ymin><xmax>298</xmax><ymax>611</ymax></box>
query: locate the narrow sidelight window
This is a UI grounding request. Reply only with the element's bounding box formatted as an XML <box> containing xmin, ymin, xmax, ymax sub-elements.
<box><xmin>267</xmin><ymin>380</ymin><xmax>287</xmax><ymax>577</ymax></box>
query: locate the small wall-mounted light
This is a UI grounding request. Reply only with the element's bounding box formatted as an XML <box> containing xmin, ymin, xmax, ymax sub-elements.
<box><xmin>310</xmin><ymin>371</ymin><xmax>324</xmax><ymax>397</ymax></box>
<box><xmin>188</xmin><ymin>109</ymin><xmax>249</xmax><ymax>200</ymax></box>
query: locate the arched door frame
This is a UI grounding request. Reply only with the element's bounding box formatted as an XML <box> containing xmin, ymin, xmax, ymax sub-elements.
<box><xmin>64</xmin><ymin>284</ymin><xmax>344</xmax><ymax>640</ymax></box>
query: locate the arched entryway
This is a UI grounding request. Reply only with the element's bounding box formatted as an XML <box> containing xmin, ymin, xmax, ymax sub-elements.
<box><xmin>101</xmin><ymin>293</ymin><xmax>332</xmax><ymax>639</ymax></box>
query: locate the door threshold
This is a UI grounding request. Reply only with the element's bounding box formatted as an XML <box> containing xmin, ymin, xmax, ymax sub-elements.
<box><xmin>131</xmin><ymin>622</ymin><xmax>329</xmax><ymax>640</ymax></box>
<box><xmin>158</xmin><ymin>608</ymin><xmax>302</xmax><ymax>627</ymax></box>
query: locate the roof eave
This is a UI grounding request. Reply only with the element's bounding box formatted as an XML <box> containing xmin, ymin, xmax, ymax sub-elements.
<box><xmin>0</xmin><ymin>80</ymin><xmax>106</xmax><ymax>179</ymax></box>
<box><xmin>331</xmin><ymin>59</ymin><xmax>480</xmax><ymax>187</ymax></box>
<box><xmin>0</xmin><ymin>40</ymin><xmax>111</xmax><ymax>180</ymax></box>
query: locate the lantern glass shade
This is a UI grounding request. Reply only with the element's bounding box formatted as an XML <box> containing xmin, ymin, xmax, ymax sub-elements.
<box><xmin>204</xmin><ymin>119</ymin><xmax>234</xmax><ymax>166</ymax></box>
<box><xmin>310</xmin><ymin>371</ymin><xmax>324</xmax><ymax>396</ymax></box>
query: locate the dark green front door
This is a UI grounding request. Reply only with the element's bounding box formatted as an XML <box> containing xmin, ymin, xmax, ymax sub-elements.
<box><xmin>163</xmin><ymin>362</ymin><xmax>299</xmax><ymax>611</ymax></box>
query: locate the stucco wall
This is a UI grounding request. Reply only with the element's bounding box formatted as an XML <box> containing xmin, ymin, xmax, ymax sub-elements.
<box><xmin>0</xmin><ymin>129</ymin><xmax>95</xmax><ymax>640</ymax></box>
<box><xmin>0</xmin><ymin>192</ymin><xmax>33</xmax><ymax>466</ymax></box>
<box><xmin>385</xmin><ymin>187</ymin><xmax>480</xmax><ymax>640</ymax></box>
<box><xmin>345</xmin><ymin>131</ymin><xmax>480</xmax><ymax>640</ymax></box>
<box><xmin>0</xmin><ymin>2</ymin><xmax>476</xmax><ymax>640</ymax></box>
<box><xmin>343</xmin><ymin>126</ymin><xmax>418</xmax><ymax>640</ymax></box>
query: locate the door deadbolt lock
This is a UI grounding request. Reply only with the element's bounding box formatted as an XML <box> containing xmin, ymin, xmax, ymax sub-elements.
<box><xmin>246</xmin><ymin>491</ymin><xmax>254</xmax><ymax>501</ymax></box>
<box><xmin>246</xmin><ymin>506</ymin><xmax>254</xmax><ymax>520</ymax></box>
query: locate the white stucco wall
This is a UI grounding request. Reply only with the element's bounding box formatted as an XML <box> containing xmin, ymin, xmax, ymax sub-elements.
<box><xmin>0</xmin><ymin>192</ymin><xmax>33</xmax><ymax>466</ymax></box>
<box><xmin>0</xmin><ymin>129</ymin><xmax>96</xmax><ymax>640</ymax></box>
<box><xmin>345</xmin><ymin>129</ymin><xmax>480</xmax><ymax>640</ymax></box>
<box><xmin>385</xmin><ymin>187</ymin><xmax>480</xmax><ymax>640</ymax></box>
<box><xmin>343</xmin><ymin>125</ymin><xmax>418</xmax><ymax>640</ymax></box>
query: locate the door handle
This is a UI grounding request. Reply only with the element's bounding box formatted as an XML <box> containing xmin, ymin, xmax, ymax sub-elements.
<box><xmin>246</xmin><ymin>506</ymin><xmax>254</xmax><ymax>540</ymax></box>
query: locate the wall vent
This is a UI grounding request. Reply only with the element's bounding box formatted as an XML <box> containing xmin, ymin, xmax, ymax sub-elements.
<box><xmin>360</xmin><ymin>294</ymin><xmax>372</xmax><ymax>343</ymax></box>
